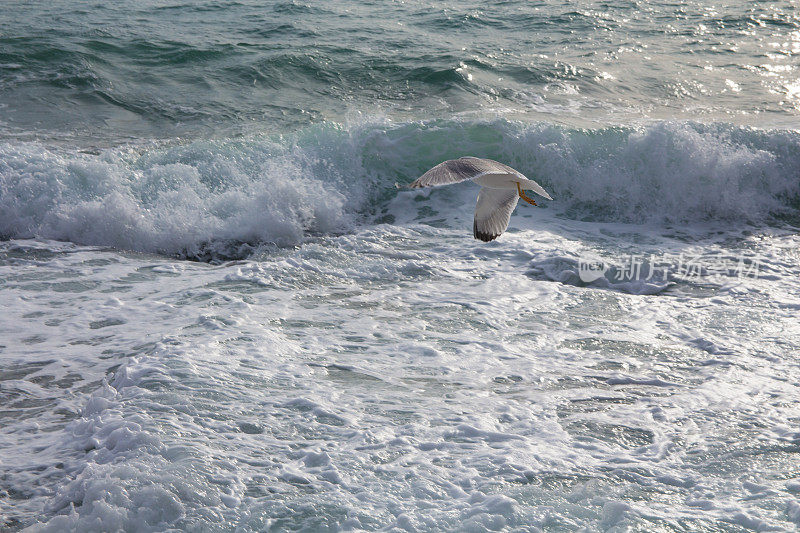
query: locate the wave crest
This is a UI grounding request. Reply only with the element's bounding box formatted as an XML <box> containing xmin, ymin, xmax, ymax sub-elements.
<box><xmin>1</xmin><ymin>119</ymin><xmax>798</xmax><ymax>259</ymax></box>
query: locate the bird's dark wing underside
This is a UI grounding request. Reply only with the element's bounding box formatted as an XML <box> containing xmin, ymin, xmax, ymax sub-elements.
<box><xmin>473</xmin><ymin>188</ymin><xmax>519</xmax><ymax>242</ymax></box>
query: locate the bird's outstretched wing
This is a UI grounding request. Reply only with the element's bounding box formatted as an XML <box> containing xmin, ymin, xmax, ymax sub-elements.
<box><xmin>473</xmin><ymin>188</ymin><xmax>520</xmax><ymax>242</ymax></box>
<box><xmin>410</xmin><ymin>157</ymin><xmax>520</xmax><ymax>188</ymax></box>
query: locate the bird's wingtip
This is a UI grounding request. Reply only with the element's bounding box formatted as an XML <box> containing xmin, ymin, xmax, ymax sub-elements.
<box><xmin>473</xmin><ymin>219</ymin><xmax>500</xmax><ymax>242</ymax></box>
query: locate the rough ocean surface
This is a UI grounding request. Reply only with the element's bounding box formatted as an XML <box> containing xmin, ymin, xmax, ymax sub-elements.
<box><xmin>2</xmin><ymin>1</ymin><xmax>800</xmax><ymax>531</ymax></box>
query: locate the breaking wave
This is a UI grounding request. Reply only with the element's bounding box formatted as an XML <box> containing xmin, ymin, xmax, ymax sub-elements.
<box><xmin>1</xmin><ymin>119</ymin><xmax>798</xmax><ymax>259</ymax></box>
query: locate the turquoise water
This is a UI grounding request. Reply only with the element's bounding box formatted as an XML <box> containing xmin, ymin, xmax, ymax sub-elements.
<box><xmin>2</xmin><ymin>2</ymin><xmax>800</xmax><ymax>531</ymax></box>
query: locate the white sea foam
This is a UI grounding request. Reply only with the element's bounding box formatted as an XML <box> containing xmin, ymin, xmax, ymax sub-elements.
<box><xmin>0</xmin><ymin>135</ymin><xmax>363</xmax><ymax>258</ymax></box>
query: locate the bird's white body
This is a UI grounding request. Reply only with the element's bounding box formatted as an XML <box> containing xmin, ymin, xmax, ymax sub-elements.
<box><xmin>473</xmin><ymin>173</ymin><xmax>542</xmax><ymax>191</ymax></box>
<box><xmin>409</xmin><ymin>157</ymin><xmax>553</xmax><ymax>242</ymax></box>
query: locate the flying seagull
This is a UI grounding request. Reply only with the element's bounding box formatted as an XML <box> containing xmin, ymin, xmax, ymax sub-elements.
<box><xmin>409</xmin><ymin>157</ymin><xmax>553</xmax><ymax>242</ymax></box>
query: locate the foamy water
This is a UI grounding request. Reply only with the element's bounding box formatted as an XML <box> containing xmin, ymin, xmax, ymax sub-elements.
<box><xmin>3</xmin><ymin>218</ymin><xmax>800</xmax><ymax>530</ymax></box>
<box><xmin>2</xmin><ymin>0</ymin><xmax>800</xmax><ymax>530</ymax></box>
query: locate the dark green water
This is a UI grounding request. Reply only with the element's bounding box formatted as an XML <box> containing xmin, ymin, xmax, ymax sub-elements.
<box><xmin>2</xmin><ymin>0</ymin><xmax>798</xmax><ymax>142</ymax></box>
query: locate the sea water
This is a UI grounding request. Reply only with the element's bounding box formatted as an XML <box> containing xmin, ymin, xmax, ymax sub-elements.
<box><xmin>1</xmin><ymin>1</ymin><xmax>800</xmax><ymax>531</ymax></box>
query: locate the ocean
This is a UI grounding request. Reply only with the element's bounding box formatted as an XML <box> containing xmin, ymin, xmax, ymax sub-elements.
<box><xmin>1</xmin><ymin>1</ymin><xmax>799</xmax><ymax>531</ymax></box>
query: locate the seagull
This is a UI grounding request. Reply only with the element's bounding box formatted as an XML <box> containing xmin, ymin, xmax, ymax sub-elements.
<box><xmin>409</xmin><ymin>157</ymin><xmax>553</xmax><ymax>242</ymax></box>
